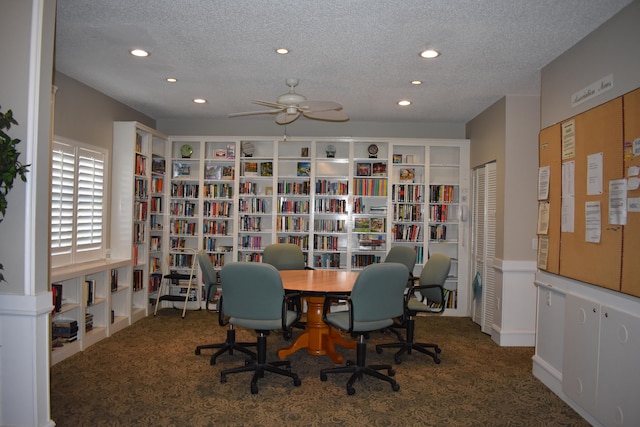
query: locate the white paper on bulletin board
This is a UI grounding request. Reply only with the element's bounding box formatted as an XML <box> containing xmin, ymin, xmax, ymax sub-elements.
<box><xmin>587</xmin><ymin>152</ymin><xmax>603</xmax><ymax>195</ymax></box>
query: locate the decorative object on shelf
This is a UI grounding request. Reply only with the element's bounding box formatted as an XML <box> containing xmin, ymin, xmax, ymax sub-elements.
<box><xmin>326</xmin><ymin>144</ymin><xmax>336</xmax><ymax>158</ymax></box>
<box><xmin>241</xmin><ymin>141</ymin><xmax>255</xmax><ymax>157</ymax></box>
<box><xmin>214</xmin><ymin>148</ymin><xmax>227</xmax><ymax>158</ymax></box>
<box><xmin>243</xmin><ymin>161</ymin><xmax>258</xmax><ymax>176</ymax></box>
<box><xmin>180</xmin><ymin>144</ymin><xmax>193</xmax><ymax>158</ymax></box>
<box><xmin>393</xmin><ymin>154</ymin><xmax>402</xmax><ymax>163</ymax></box>
<box><xmin>372</xmin><ymin>162</ymin><xmax>387</xmax><ymax>176</ymax></box>
<box><xmin>368</xmin><ymin>144</ymin><xmax>379</xmax><ymax>158</ymax></box>
<box><xmin>226</xmin><ymin>143</ymin><xmax>236</xmax><ymax>159</ymax></box>
<box><xmin>356</xmin><ymin>162</ymin><xmax>371</xmax><ymax>177</ymax></box>
<box><xmin>301</xmin><ymin>147</ymin><xmax>309</xmax><ymax>157</ymax></box>
<box><xmin>260</xmin><ymin>161</ymin><xmax>273</xmax><ymax>177</ymax></box>
<box><xmin>399</xmin><ymin>168</ymin><xmax>415</xmax><ymax>183</ymax></box>
<box><xmin>173</xmin><ymin>162</ymin><xmax>192</xmax><ymax>177</ymax></box>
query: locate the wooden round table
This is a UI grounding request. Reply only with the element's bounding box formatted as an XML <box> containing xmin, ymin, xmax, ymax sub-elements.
<box><xmin>277</xmin><ymin>269</ymin><xmax>359</xmax><ymax>364</ymax></box>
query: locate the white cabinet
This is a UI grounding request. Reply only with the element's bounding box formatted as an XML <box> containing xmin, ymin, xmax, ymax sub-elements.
<box><xmin>563</xmin><ymin>293</ymin><xmax>640</xmax><ymax>426</ymax></box>
<box><xmin>50</xmin><ymin>259</ymin><xmax>131</xmax><ymax>365</ymax></box>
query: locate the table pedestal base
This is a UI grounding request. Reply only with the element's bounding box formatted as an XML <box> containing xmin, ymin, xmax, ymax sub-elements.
<box><xmin>278</xmin><ymin>295</ymin><xmax>355</xmax><ymax>364</ymax></box>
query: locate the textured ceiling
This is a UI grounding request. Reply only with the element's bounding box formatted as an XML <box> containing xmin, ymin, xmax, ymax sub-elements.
<box><xmin>54</xmin><ymin>0</ymin><xmax>632</xmax><ymax>124</ymax></box>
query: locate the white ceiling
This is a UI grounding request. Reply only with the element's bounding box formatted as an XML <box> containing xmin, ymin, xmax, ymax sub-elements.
<box><xmin>54</xmin><ymin>0</ymin><xmax>633</xmax><ymax>124</ymax></box>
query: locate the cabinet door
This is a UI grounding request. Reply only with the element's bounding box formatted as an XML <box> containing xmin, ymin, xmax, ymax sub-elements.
<box><xmin>596</xmin><ymin>306</ymin><xmax>640</xmax><ymax>426</ymax></box>
<box><xmin>562</xmin><ymin>294</ymin><xmax>600</xmax><ymax>412</ymax></box>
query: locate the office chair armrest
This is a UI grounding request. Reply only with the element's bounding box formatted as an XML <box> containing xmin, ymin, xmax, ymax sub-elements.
<box><xmin>321</xmin><ymin>293</ymin><xmax>354</xmax><ymax>332</ymax></box>
<box><xmin>282</xmin><ymin>291</ymin><xmax>303</xmax><ymax>330</ymax></box>
<box><xmin>407</xmin><ymin>284</ymin><xmax>445</xmax><ymax>314</ymax></box>
<box><xmin>217</xmin><ymin>295</ymin><xmax>230</xmax><ymax>326</ymax></box>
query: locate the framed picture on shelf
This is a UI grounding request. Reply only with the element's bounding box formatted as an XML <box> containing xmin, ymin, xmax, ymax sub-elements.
<box><xmin>393</xmin><ymin>154</ymin><xmax>403</xmax><ymax>164</ymax></box>
<box><xmin>243</xmin><ymin>161</ymin><xmax>258</xmax><ymax>176</ymax></box>
<box><xmin>222</xmin><ymin>165</ymin><xmax>234</xmax><ymax>180</ymax></box>
<box><xmin>372</xmin><ymin>162</ymin><xmax>387</xmax><ymax>176</ymax></box>
<box><xmin>260</xmin><ymin>161</ymin><xmax>273</xmax><ymax>176</ymax></box>
<box><xmin>152</xmin><ymin>156</ymin><xmax>165</xmax><ymax>174</ymax></box>
<box><xmin>226</xmin><ymin>144</ymin><xmax>236</xmax><ymax>159</ymax></box>
<box><xmin>173</xmin><ymin>162</ymin><xmax>191</xmax><ymax>177</ymax></box>
<box><xmin>356</xmin><ymin>162</ymin><xmax>371</xmax><ymax>176</ymax></box>
<box><xmin>370</xmin><ymin>217</ymin><xmax>385</xmax><ymax>232</ymax></box>
<box><xmin>354</xmin><ymin>217</ymin><xmax>370</xmax><ymax>232</ymax></box>
<box><xmin>399</xmin><ymin>168</ymin><xmax>415</xmax><ymax>183</ymax></box>
<box><xmin>214</xmin><ymin>149</ymin><xmax>227</xmax><ymax>158</ymax></box>
<box><xmin>301</xmin><ymin>147</ymin><xmax>309</xmax><ymax>157</ymax></box>
<box><xmin>297</xmin><ymin>161</ymin><xmax>311</xmax><ymax>176</ymax></box>
<box><xmin>265</xmin><ymin>186</ymin><xmax>273</xmax><ymax>195</ymax></box>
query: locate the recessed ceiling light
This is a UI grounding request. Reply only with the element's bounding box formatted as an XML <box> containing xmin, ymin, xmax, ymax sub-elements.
<box><xmin>275</xmin><ymin>48</ymin><xmax>289</xmax><ymax>54</ymax></box>
<box><xmin>130</xmin><ymin>49</ymin><xmax>149</xmax><ymax>57</ymax></box>
<box><xmin>411</xmin><ymin>80</ymin><xmax>422</xmax><ymax>85</ymax></box>
<box><xmin>193</xmin><ymin>98</ymin><xmax>207</xmax><ymax>104</ymax></box>
<box><xmin>398</xmin><ymin>100</ymin><xmax>412</xmax><ymax>106</ymax></box>
<box><xmin>166</xmin><ymin>78</ymin><xmax>177</xmax><ymax>83</ymax></box>
<box><xmin>420</xmin><ymin>49</ymin><xmax>440</xmax><ymax>59</ymax></box>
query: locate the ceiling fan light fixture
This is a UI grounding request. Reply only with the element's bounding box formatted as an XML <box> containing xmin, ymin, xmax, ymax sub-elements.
<box><xmin>193</xmin><ymin>98</ymin><xmax>207</xmax><ymax>104</ymax></box>
<box><xmin>275</xmin><ymin>48</ymin><xmax>289</xmax><ymax>54</ymax></box>
<box><xmin>166</xmin><ymin>77</ymin><xmax>177</xmax><ymax>83</ymax></box>
<box><xmin>398</xmin><ymin>100</ymin><xmax>412</xmax><ymax>106</ymax></box>
<box><xmin>411</xmin><ymin>80</ymin><xmax>422</xmax><ymax>85</ymax></box>
<box><xmin>420</xmin><ymin>49</ymin><xmax>440</xmax><ymax>59</ymax></box>
<box><xmin>129</xmin><ymin>48</ymin><xmax>149</xmax><ymax>57</ymax></box>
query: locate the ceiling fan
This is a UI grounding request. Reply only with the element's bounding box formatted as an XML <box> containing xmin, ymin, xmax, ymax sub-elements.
<box><xmin>228</xmin><ymin>78</ymin><xmax>349</xmax><ymax>125</ymax></box>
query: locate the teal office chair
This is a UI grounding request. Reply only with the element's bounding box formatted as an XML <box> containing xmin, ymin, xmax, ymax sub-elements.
<box><xmin>384</xmin><ymin>246</ymin><xmax>417</xmax><ymax>285</ymax></box>
<box><xmin>263</xmin><ymin>243</ymin><xmax>311</xmax><ymax>332</ymax></box>
<box><xmin>319</xmin><ymin>263</ymin><xmax>409</xmax><ymax>395</ymax></box>
<box><xmin>219</xmin><ymin>262</ymin><xmax>302</xmax><ymax>394</ymax></box>
<box><xmin>376</xmin><ymin>253</ymin><xmax>451</xmax><ymax>364</ymax></box>
<box><xmin>194</xmin><ymin>250</ymin><xmax>256</xmax><ymax>365</ymax></box>
<box><xmin>382</xmin><ymin>246</ymin><xmax>417</xmax><ymax>340</ymax></box>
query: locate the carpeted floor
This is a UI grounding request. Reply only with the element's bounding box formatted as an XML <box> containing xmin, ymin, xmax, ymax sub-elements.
<box><xmin>50</xmin><ymin>308</ymin><xmax>588</xmax><ymax>426</ymax></box>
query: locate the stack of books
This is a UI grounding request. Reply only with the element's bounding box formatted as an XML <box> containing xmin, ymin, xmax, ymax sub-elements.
<box><xmin>52</xmin><ymin>319</ymin><xmax>78</xmax><ymax>344</ymax></box>
<box><xmin>85</xmin><ymin>313</ymin><xmax>94</xmax><ymax>332</ymax></box>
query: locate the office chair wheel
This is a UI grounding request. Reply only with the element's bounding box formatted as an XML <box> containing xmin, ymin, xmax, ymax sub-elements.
<box><xmin>293</xmin><ymin>376</ymin><xmax>302</xmax><ymax>387</ymax></box>
<box><xmin>388</xmin><ymin>368</ymin><xmax>396</xmax><ymax>376</ymax></box>
<box><xmin>251</xmin><ymin>383</ymin><xmax>258</xmax><ymax>394</ymax></box>
<box><xmin>394</xmin><ymin>354</ymin><xmax>403</xmax><ymax>364</ymax></box>
<box><xmin>433</xmin><ymin>357</ymin><xmax>441</xmax><ymax>364</ymax></box>
<box><xmin>283</xmin><ymin>331</ymin><xmax>292</xmax><ymax>341</ymax></box>
<box><xmin>347</xmin><ymin>385</ymin><xmax>356</xmax><ymax>395</ymax></box>
<box><xmin>391</xmin><ymin>382</ymin><xmax>400</xmax><ymax>392</ymax></box>
<box><xmin>320</xmin><ymin>373</ymin><xmax>328</xmax><ymax>381</ymax></box>
<box><xmin>376</xmin><ymin>347</ymin><xmax>383</xmax><ymax>354</ymax></box>
<box><xmin>195</xmin><ymin>348</ymin><xmax>201</xmax><ymax>355</ymax></box>
<box><xmin>435</xmin><ymin>347</ymin><xmax>442</xmax><ymax>354</ymax></box>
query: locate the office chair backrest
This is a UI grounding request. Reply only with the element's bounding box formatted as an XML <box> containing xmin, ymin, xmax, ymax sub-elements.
<box><xmin>263</xmin><ymin>243</ymin><xmax>306</xmax><ymax>270</ymax></box>
<box><xmin>419</xmin><ymin>253</ymin><xmax>451</xmax><ymax>302</ymax></box>
<box><xmin>220</xmin><ymin>262</ymin><xmax>284</xmax><ymax>320</ymax></box>
<box><xmin>351</xmin><ymin>263</ymin><xmax>409</xmax><ymax>322</ymax></box>
<box><xmin>197</xmin><ymin>250</ymin><xmax>217</xmax><ymax>286</ymax></box>
<box><xmin>384</xmin><ymin>246</ymin><xmax>417</xmax><ymax>276</ymax></box>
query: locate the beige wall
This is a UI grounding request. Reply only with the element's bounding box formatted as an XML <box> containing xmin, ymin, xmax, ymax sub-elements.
<box><xmin>541</xmin><ymin>1</ymin><xmax>640</xmax><ymax>127</ymax></box>
<box><xmin>465</xmin><ymin>95</ymin><xmax>540</xmax><ymax>261</ymax></box>
<box><xmin>54</xmin><ymin>71</ymin><xmax>155</xmax><ymax>149</ymax></box>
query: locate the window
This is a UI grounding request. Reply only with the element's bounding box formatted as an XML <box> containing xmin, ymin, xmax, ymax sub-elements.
<box><xmin>51</xmin><ymin>138</ymin><xmax>108</xmax><ymax>267</ymax></box>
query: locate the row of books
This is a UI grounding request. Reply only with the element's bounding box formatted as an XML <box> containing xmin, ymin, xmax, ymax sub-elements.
<box><xmin>277</xmin><ymin>199</ymin><xmax>310</xmax><ymax>214</ymax></box>
<box><xmin>277</xmin><ymin>181</ymin><xmax>311</xmax><ymax>195</ymax></box>
<box><xmin>150</xmin><ymin>196</ymin><xmax>163</xmax><ymax>215</ymax></box>
<box><xmin>169</xmin><ymin>253</ymin><xmax>194</xmax><ymax>269</ymax></box>
<box><xmin>203</xmin><ymin>201</ymin><xmax>232</xmax><ymax>217</ymax></box>
<box><xmin>314</xmin><ymin>235</ymin><xmax>341</xmax><ymax>251</ymax></box>
<box><xmin>135</xmin><ymin>153</ymin><xmax>146</xmax><ymax>176</ymax></box>
<box><xmin>151</xmin><ymin>176</ymin><xmax>163</xmax><ymax>193</ymax></box>
<box><xmin>351</xmin><ymin>254</ymin><xmax>382</xmax><ymax>267</ymax></box>
<box><xmin>133</xmin><ymin>269</ymin><xmax>144</xmax><ymax>291</ymax></box>
<box><xmin>134</xmin><ymin>177</ymin><xmax>148</xmax><ymax>199</ymax></box>
<box><xmin>239</xmin><ymin>235</ymin><xmax>262</xmax><ymax>249</ymax></box>
<box><xmin>171</xmin><ymin>182</ymin><xmax>199</xmax><ymax>198</ymax></box>
<box><xmin>203</xmin><ymin>183</ymin><xmax>233</xmax><ymax>198</ymax></box>
<box><xmin>392</xmin><ymin>183</ymin><xmax>424</xmax><ymax>202</ymax></box>
<box><xmin>353</xmin><ymin>178</ymin><xmax>388</xmax><ymax>196</ymax></box>
<box><xmin>170</xmin><ymin>219</ymin><xmax>197</xmax><ymax>235</ymax></box>
<box><xmin>429</xmin><ymin>224</ymin><xmax>448</xmax><ymax>241</ymax></box>
<box><xmin>134</xmin><ymin>201</ymin><xmax>148</xmax><ymax>221</ymax></box>
<box><xmin>392</xmin><ymin>224</ymin><xmax>422</xmax><ymax>242</ymax></box>
<box><xmin>277</xmin><ymin>236</ymin><xmax>309</xmax><ymax>249</ymax></box>
<box><xmin>315</xmin><ymin>180</ymin><xmax>349</xmax><ymax>195</ymax></box>
<box><xmin>276</xmin><ymin>216</ymin><xmax>309</xmax><ymax>232</ymax></box>
<box><xmin>313</xmin><ymin>253</ymin><xmax>342</xmax><ymax>268</ymax></box>
<box><xmin>315</xmin><ymin>198</ymin><xmax>347</xmax><ymax>213</ymax></box>
<box><xmin>238</xmin><ymin>198</ymin><xmax>268</xmax><ymax>213</ymax></box>
<box><xmin>169</xmin><ymin>201</ymin><xmax>196</xmax><ymax>217</ymax></box>
<box><xmin>52</xmin><ymin>319</ymin><xmax>78</xmax><ymax>344</ymax></box>
<box><xmin>429</xmin><ymin>184</ymin><xmax>457</xmax><ymax>203</ymax></box>
<box><xmin>239</xmin><ymin>216</ymin><xmax>261</xmax><ymax>232</ymax></box>
<box><xmin>393</xmin><ymin>204</ymin><xmax>423</xmax><ymax>221</ymax></box>
<box><xmin>202</xmin><ymin>219</ymin><xmax>229</xmax><ymax>235</ymax></box>
<box><xmin>314</xmin><ymin>219</ymin><xmax>347</xmax><ymax>233</ymax></box>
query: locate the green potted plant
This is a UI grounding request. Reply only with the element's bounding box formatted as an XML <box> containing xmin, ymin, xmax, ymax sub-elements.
<box><xmin>0</xmin><ymin>105</ymin><xmax>30</xmax><ymax>282</ymax></box>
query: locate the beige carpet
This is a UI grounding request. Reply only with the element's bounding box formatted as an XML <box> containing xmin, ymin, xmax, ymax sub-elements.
<box><xmin>50</xmin><ymin>308</ymin><xmax>588</xmax><ymax>426</ymax></box>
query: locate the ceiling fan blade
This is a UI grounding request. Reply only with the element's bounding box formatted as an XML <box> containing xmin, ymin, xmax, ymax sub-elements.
<box><xmin>302</xmin><ymin>110</ymin><xmax>349</xmax><ymax>122</ymax></box>
<box><xmin>275</xmin><ymin>111</ymin><xmax>300</xmax><ymax>125</ymax></box>
<box><xmin>228</xmin><ymin>109</ymin><xmax>282</xmax><ymax>117</ymax></box>
<box><xmin>251</xmin><ymin>99</ymin><xmax>287</xmax><ymax>109</ymax></box>
<box><xmin>298</xmin><ymin>100</ymin><xmax>342</xmax><ymax>112</ymax></box>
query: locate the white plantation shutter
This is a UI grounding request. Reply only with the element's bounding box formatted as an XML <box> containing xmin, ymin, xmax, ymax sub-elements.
<box><xmin>76</xmin><ymin>147</ymin><xmax>104</xmax><ymax>252</ymax></box>
<box><xmin>51</xmin><ymin>142</ymin><xmax>75</xmax><ymax>257</ymax></box>
<box><xmin>51</xmin><ymin>139</ymin><xmax>107</xmax><ymax>266</ymax></box>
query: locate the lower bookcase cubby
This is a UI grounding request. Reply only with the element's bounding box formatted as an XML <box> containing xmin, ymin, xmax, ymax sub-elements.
<box><xmin>50</xmin><ymin>258</ymin><xmax>133</xmax><ymax>365</ymax></box>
